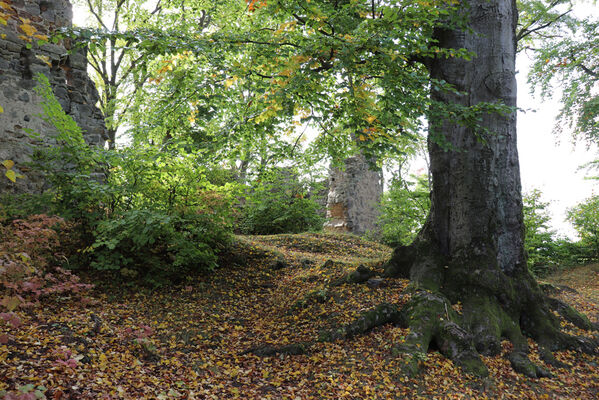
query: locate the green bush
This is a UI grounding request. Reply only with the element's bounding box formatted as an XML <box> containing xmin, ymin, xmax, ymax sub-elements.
<box><xmin>239</xmin><ymin>168</ymin><xmax>324</xmax><ymax>235</ymax></box>
<box><xmin>84</xmin><ymin>146</ymin><xmax>235</xmax><ymax>284</ymax></box>
<box><xmin>23</xmin><ymin>74</ymin><xmax>234</xmax><ymax>285</ymax></box>
<box><xmin>378</xmin><ymin>174</ymin><xmax>430</xmax><ymax>247</ymax></box>
<box><xmin>522</xmin><ymin>189</ymin><xmax>596</xmax><ymax>276</ymax></box>
<box><xmin>90</xmin><ymin>209</ymin><xmax>230</xmax><ymax>284</ymax></box>
<box><xmin>0</xmin><ymin>192</ymin><xmax>54</xmax><ymax>222</ymax></box>
<box><xmin>522</xmin><ymin>189</ymin><xmax>560</xmax><ymax>275</ymax></box>
<box><xmin>29</xmin><ymin>74</ymin><xmax>114</xmax><ymax>225</ymax></box>
<box><xmin>567</xmin><ymin>195</ymin><xmax>599</xmax><ymax>261</ymax></box>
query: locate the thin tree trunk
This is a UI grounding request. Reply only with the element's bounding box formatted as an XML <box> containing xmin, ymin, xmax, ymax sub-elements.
<box><xmin>107</xmin><ymin>127</ymin><xmax>116</xmax><ymax>150</ymax></box>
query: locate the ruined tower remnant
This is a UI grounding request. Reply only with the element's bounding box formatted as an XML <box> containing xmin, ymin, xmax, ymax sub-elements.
<box><xmin>324</xmin><ymin>154</ymin><xmax>383</xmax><ymax>236</ymax></box>
<box><xmin>0</xmin><ymin>0</ymin><xmax>106</xmax><ymax>193</ymax></box>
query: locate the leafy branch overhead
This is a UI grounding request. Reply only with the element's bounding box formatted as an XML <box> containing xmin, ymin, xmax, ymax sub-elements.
<box><xmin>528</xmin><ymin>13</ymin><xmax>599</xmax><ymax>142</ymax></box>
<box><xmin>62</xmin><ymin>0</ymin><xmax>512</xmax><ymax>164</ymax></box>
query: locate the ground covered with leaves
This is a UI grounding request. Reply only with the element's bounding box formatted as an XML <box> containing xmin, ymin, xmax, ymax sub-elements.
<box><xmin>1</xmin><ymin>232</ymin><xmax>599</xmax><ymax>399</ymax></box>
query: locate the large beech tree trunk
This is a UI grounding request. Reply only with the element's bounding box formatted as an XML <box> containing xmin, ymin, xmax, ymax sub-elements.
<box><xmin>428</xmin><ymin>0</ymin><xmax>523</xmax><ymax>277</ymax></box>
<box><xmin>364</xmin><ymin>0</ymin><xmax>598</xmax><ymax>377</ymax></box>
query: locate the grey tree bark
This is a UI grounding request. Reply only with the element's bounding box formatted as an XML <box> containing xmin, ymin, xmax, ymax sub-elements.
<box><xmin>427</xmin><ymin>0</ymin><xmax>523</xmax><ymax>276</ymax></box>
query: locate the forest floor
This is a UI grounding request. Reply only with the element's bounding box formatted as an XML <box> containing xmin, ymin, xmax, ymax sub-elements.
<box><xmin>1</xmin><ymin>232</ymin><xmax>599</xmax><ymax>399</ymax></box>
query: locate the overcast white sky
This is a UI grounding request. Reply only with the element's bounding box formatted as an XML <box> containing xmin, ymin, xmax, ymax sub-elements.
<box><xmin>517</xmin><ymin>59</ymin><xmax>597</xmax><ymax>239</ymax></box>
<box><xmin>72</xmin><ymin>2</ymin><xmax>598</xmax><ymax>239</ymax></box>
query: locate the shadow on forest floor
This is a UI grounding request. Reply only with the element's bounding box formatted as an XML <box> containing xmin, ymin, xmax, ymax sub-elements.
<box><xmin>1</xmin><ymin>233</ymin><xmax>598</xmax><ymax>399</ymax></box>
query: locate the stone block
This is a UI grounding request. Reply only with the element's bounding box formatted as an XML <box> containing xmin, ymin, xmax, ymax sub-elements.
<box><xmin>39</xmin><ymin>43</ymin><xmax>66</xmax><ymax>56</ymax></box>
<box><xmin>69</xmin><ymin>51</ymin><xmax>87</xmax><ymax>69</ymax></box>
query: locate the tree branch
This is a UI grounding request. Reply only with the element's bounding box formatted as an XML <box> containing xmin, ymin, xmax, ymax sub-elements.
<box><xmin>85</xmin><ymin>0</ymin><xmax>109</xmax><ymax>30</ymax></box>
<box><xmin>579</xmin><ymin>63</ymin><xmax>599</xmax><ymax>79</ymax></box>
<box><xmin>516</xmin><ymin>10</ymin><xmax>571</xmax><ymax>43</ymax></box>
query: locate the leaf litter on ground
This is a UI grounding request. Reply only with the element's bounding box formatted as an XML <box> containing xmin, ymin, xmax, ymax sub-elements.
<box><xmin>1</xmin><ymin>233</ymin><xmax>598</xmax><ymax>399</ymax></box>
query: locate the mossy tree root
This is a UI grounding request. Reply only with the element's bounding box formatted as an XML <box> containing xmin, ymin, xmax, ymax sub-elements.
<box><xmin>321</xmin><ymin>241</ymin><xmax>599</xmax><ymax>378</ymax></box>
<box><xmin>396</xmin><ymin>290</ymin><xmax>488</xmax><ymax>377</ymax></box>
<box><xmin>331</xmin><ymin>265</ymin><xmax>377</xmax><ymax>286</ymax></box>
<box><xmin>545</xmin><ymin>296</ymin><xmax>598</xmax><ymax>332</ymax></box>
<box><xmin>240</xmin><ymin>343</ymin><xmax>309</xmax><ymax>357</ymax></box>
<box><xmin>318</xmin><ymin>303</ymin><xmax>401</xmax><ymax>342</ymax></box>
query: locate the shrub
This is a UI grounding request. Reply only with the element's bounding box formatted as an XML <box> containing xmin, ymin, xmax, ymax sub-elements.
<box><xmin>521</xmin><ymin>189</ymin><xmax>596</xmax><ymax>275</ymax></box>
<box><xmin>0</xmin><ymin>215</ymin><xmax>92</xmax><ymax>301</ymax></box>
<box><xmin>23</xmin><ymin>74</ymin><xmax>234</xmax><ymax>285</ymax></box>
<box><xmin>378</xmin><ymin>174</ymin><xmax>430</xmax><ymax>247</ymax></box>
<box><xmin>0</xmin><ymin>214</ymin><xmax>94</xmax><ymax>344</ymax></box>
<box><xmin>239</xmin><ymin>168</ymin><xmax>324</xmax><ymax>235</ymax></box>
<box><xmin>0</xmin><ymin>193</ymin><xmax>54</xmax><ymax>222</ymax></box>
<box><xmin>28</xmin><ymin>74</ymin><xmax>113</xmax><ymax>225</ymax></box>
<box><xmin>567</xmin><ymin>195</ymin><xmax>599</xmax><ymax>261</ymax></box>
<box><xmin>90</xmin><ymin>209</ymin><xmax>230</xmax><ymax>284</ymax></box>
<box><xmin>522</xmin><ymin>189</ymin><xmax>561</xmax><ymax>275</ymax></box>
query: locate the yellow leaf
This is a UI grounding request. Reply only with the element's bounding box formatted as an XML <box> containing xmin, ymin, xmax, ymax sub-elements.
<box><xmin>98</xmin><ymin>352</ymin><xmax>108</xmax><ymax>371</ymax></box>
<box><xmin>0</xmin><ymin>2</ymin><xmax>10</xmax><ymax>10</ymax></box>
<box><xmin>0</xmin><ymin>16</ymin><xmax>6</xmax><ymax>26</ymax></box>
<box><xmin>34</xmin><ymin>34</ymin><xmax>48</xmax><ymax>41</ymax></box>
<box><xmin>365</xmin><ymin>115</ymin><xmax>376</xmax><ymax>124</ymax></box>
<box><xmin>224</xmin><ymin>78</ymin><xmax>236</xmax><ymax>88</ymax></box>
<box><xmin>2</xmin><ymin>160</ymin><xmax>14</xmax><ymax>169</ymax></box>
<box><xmin>0</xmin><ymin>105</ymin><xmax>3</xmax><ymax>113</ymax></box>
<box><xmin>5</xmin><ymin>169</ymin><xmax>16</xmax><ymax>182</ymax></box>
<box><xmin>359</xmin><ymin>135</ymin><xmax>366</xmax><ymax>141</ymax></box>
<box><xmin>292</xmin><ymin>55</ymin><xmax>310</xmax><ymax>64</ymax></box>
<box><xmin>20</xmin><ymin>23</ymin><xmax>37</xmax><ymax>36</ymax></box>
<box><xmin>35</xmin><ymin>54</ymin><xmax>51</xmax><ymax>67</ymax></box>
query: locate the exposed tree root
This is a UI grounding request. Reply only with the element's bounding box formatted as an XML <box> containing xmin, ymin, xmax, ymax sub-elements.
<box><xmin>539</xmin><ymin>282</ymin><xmax>579</xmax><ymax>296</ymax></box>
<box><xmin>240</xmin><ymin>343</ymin><xmax>309</xmax><ymax>357</ymax></box>
<box><xmin>395</xmin><ymin>290</ymin><xmax>488</xmax><ymax>377</ymax></box>
<box><xmin>545</xmin><ymin>296</ymin><xmax>598</xmax><ymax>331</ymax></box>
<box><xmin>318</xmin><ymin>242</ymin><xmax>599</xmax><ymax>378</ymax></box>
<box><xmin>331</xmin><ymin>265</ymin><xmax>377</xmax><ymax>286</ymax></box>
<box><xmin>318</xmin><ymin>303</ymin><xmax>400</xmax><ymax>342</ymax></box>
<box><xmin>288</xmin><ymin>287</ymin><xmax>331</xmax><ymax>314</ymax></box>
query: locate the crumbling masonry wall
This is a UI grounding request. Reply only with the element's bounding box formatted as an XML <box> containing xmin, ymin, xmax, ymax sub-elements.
<box><xmin>324</xmin><ymin>154</ymin><xmax>383</xmax><ymax>236</ymax></box>
<box><xmin>0</xmin><ymin>0</ymin><xmax>106</xmax><ymax>193</ymax></box>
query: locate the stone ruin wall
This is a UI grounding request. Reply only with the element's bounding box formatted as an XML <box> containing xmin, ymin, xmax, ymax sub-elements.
<box><xmin>324</xmin><ymin>154</ymin><xmax>383</xmax><ymax>236</ymax></box>
<box><xmin>0</xmin><ymin>0</ymin><xmax>106</xmax><ymax>193</ymax></box>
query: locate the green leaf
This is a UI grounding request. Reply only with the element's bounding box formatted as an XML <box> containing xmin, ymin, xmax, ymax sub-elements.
<box><xmin>19</xmin><ymin>384</ymin><xmax>35</xmax><ymax>393</ymax></box>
